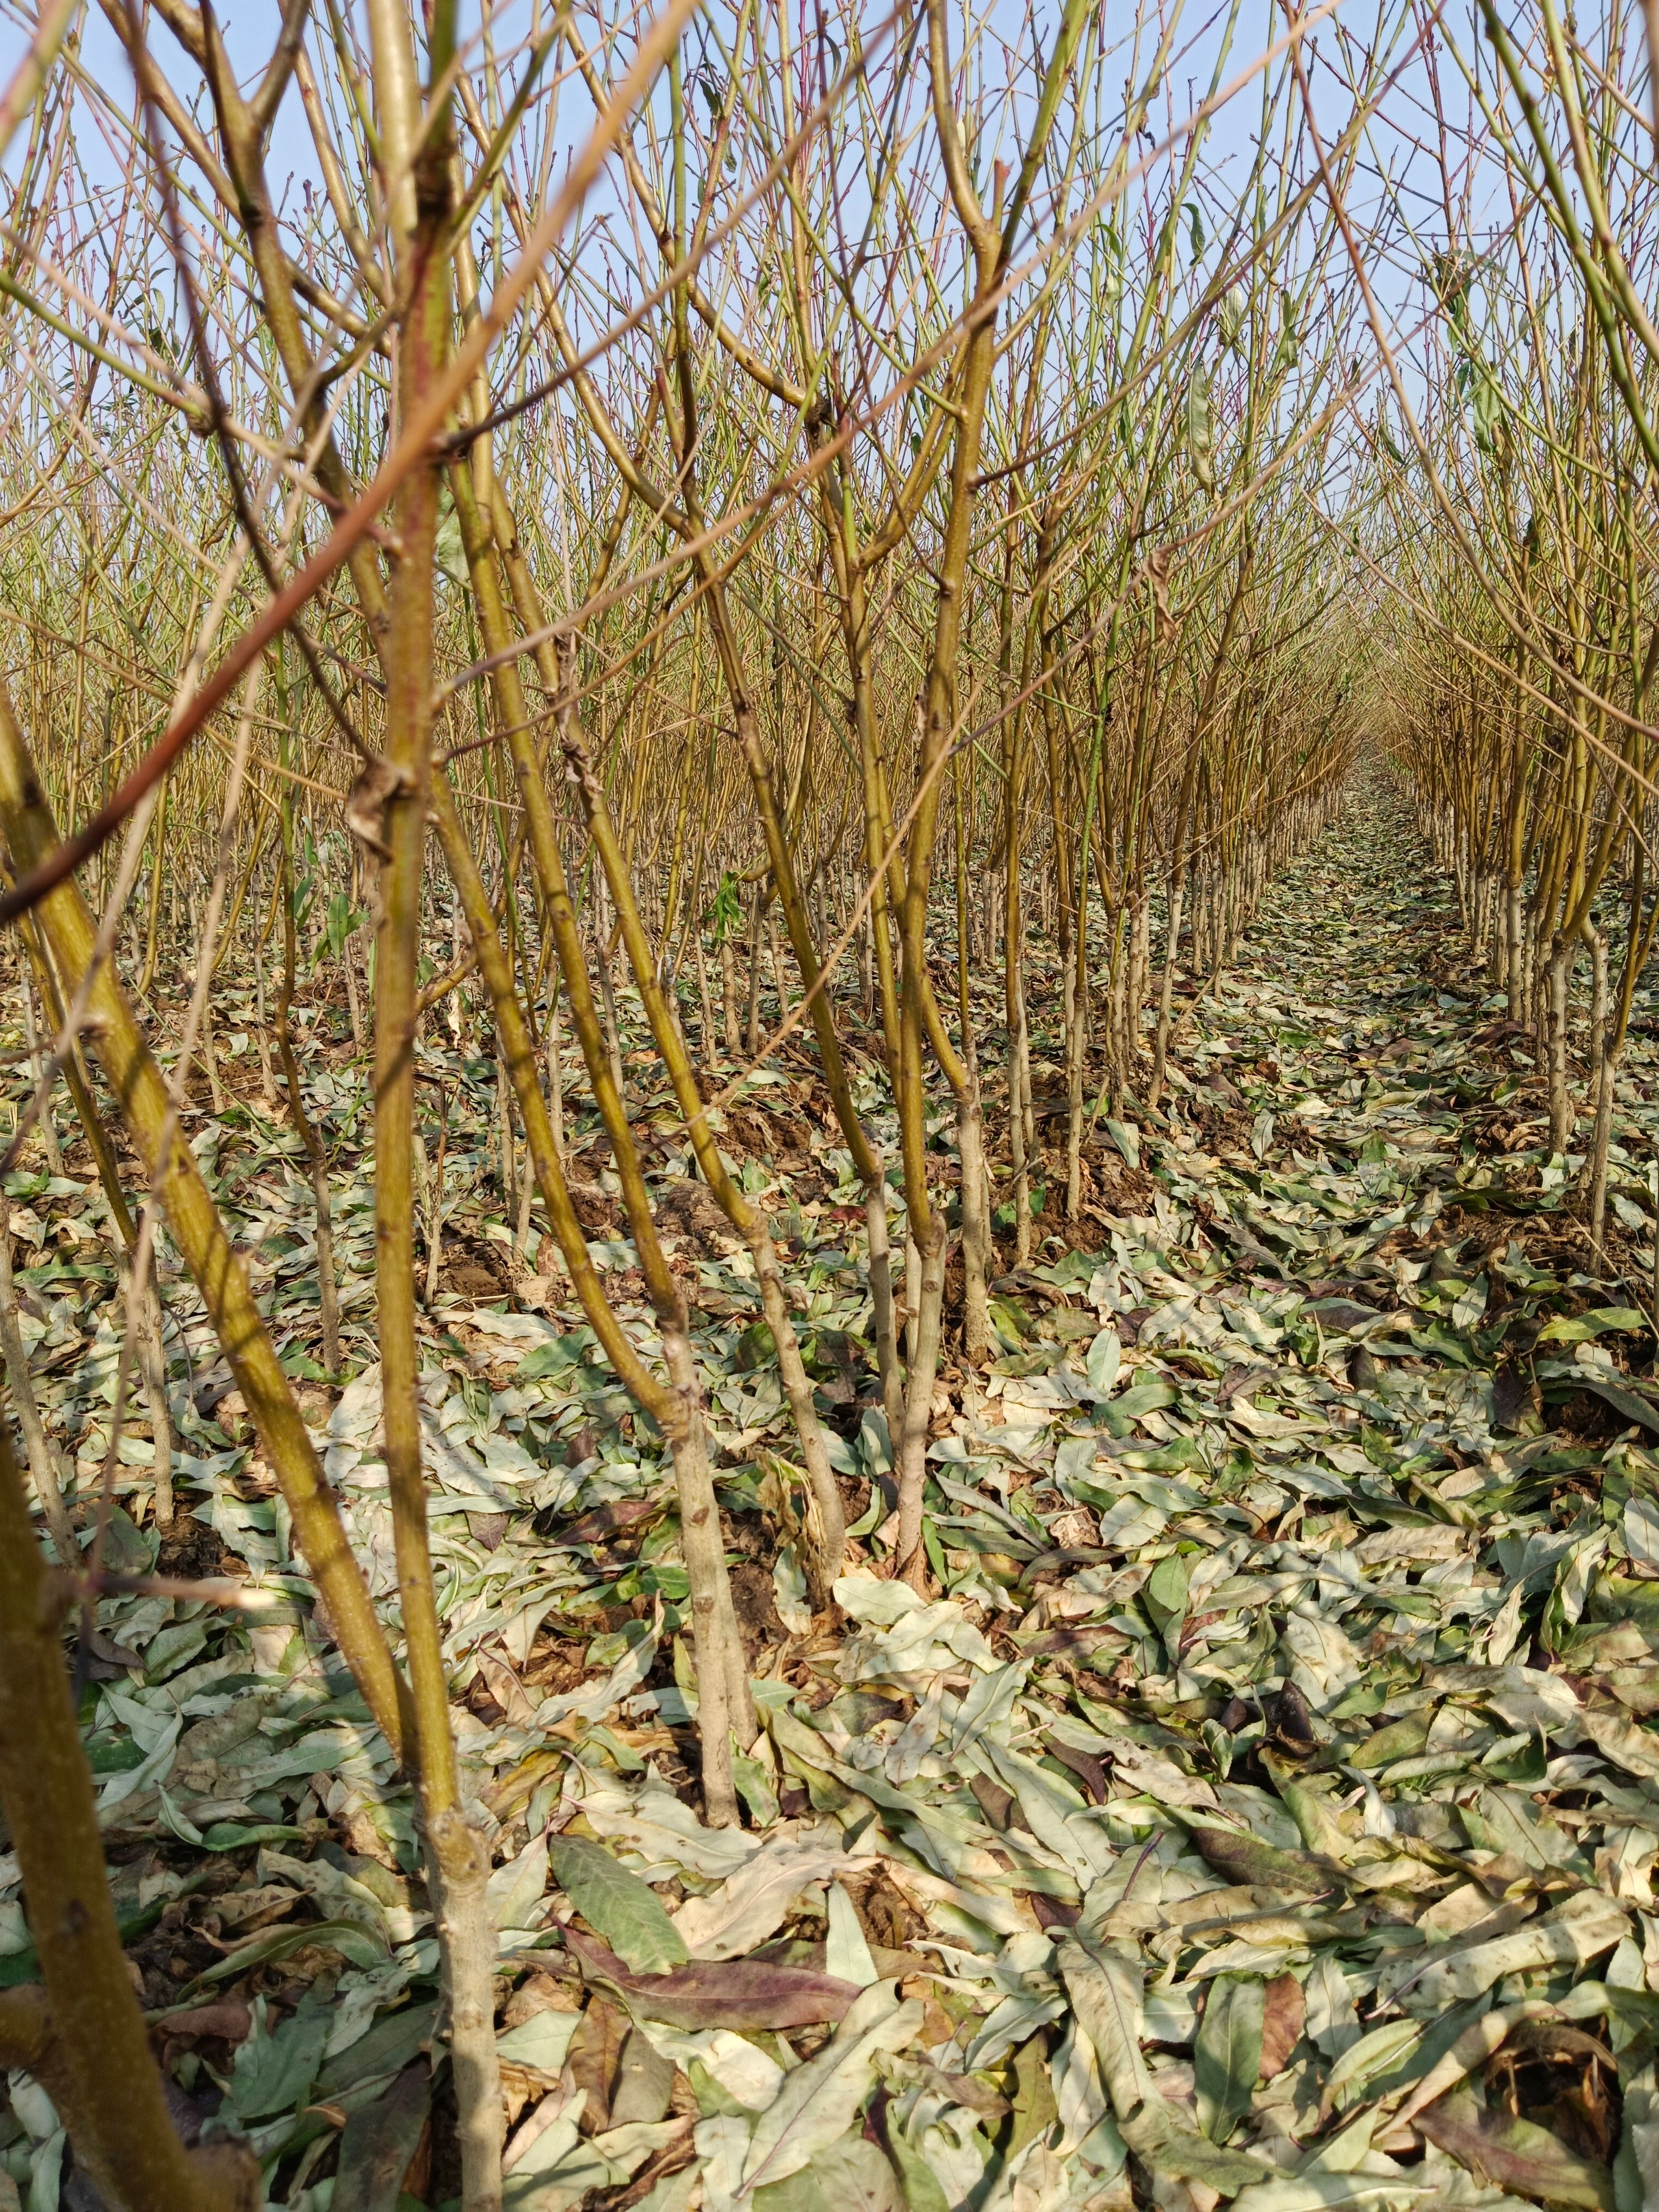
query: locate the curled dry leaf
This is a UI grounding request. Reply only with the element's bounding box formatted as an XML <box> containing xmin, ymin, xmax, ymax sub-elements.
<box><xmin>1146</xmin><ymin>543</ymin><xmax>1177</xmax><ymax>642</ymax></box>
<box><xmin>344</xmin><ymin>756</ymin><xmax>413</xmax><ymax>860</ymax></box>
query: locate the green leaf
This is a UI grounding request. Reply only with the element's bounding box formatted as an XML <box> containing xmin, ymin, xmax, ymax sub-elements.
<box><xmin>1085</xmin><ymin>1328</ymin><xmax>1121</xmax><ymax>1396</ymax></box>
<box><xmin>1008</xmin><ymin>2032</ymin><xmax>1059</xmax><ymax>2163</ymax></box>
<box><xmin>711</xmin><ymin>870</ymin><xmax>743</xmax><ymax>944</ymax></box>
<box><xmin>83</xmin><ymin>1733</ymin><xmax>146</xmax><ymax>1774</ymax></box>
<box><xmin>227</xmin><ymin>2001</ymin><xmax>332</xmax><ymax>2120</ymax></box>
<box><xmin>330</xmin><ymin>2060</ymin><xmax>432</xmax><ymax>2212</ymax></box>
<box><xmin>1186</xmin><ymin>1822</ymin><xmax>1334</xmax><ymax>1894</ymax></box>
<box><xmin>1056</xmin><ymin>1938</ymin><xmax>1158</xmax><ymax>2121</ymax></box>
<box><xmin>1321</xmin><ymin>2017</ymin><xmax>1425</xmax><ymax>2111</ymax></box>
<box><xmin>495</xmin><ymin>2010</ymin><xmax>582</xmax><ymax>2073</ymax></box>
<box><xmin>550</xmin><ymin>1836</ymin><xmax>689</xmax><ymax>1975</ymax></box>
<box><xmin>1351</xmin><ymin>1715</ymin><xmax>1429</xmax><ymax>1771</ymax></box>
<box><xmin>324</xmin><ymin>888</ymin><xmax>365</xmax><ymax>962</ymax></box>
<box><xmin>513</xmin><ymin>1338</ymin><xmax>583</xmax><ymax>1384</ymax></box>
<box><xmin>198</xmin><ymin>1917</ymin><xmax>389</xmax><ymax>1985</ymax></box>
<box><xmin>198</xmin><ymin>1821</ymin><xmax>308</xmax><ymax>1853</ymax></box>
<box><xmin>734</xmin><ymin>1320</ymin><xmax>779</xmax><ymax>1372</ymax></box>
<box><xmin>318</xmin><ymin>2002</ymin><xmax>440</xmax><ymax>2098</ymax></box>
<box><xmin>1195</xmin><ymin>1975</ymin><xmax>1264</xmax><ymax>2141</ymax></box>
<box><xmin>1470</xmin><ymin>365</ymin><xmax>1504</xmax><ymax>455</ymax></box>
<box><xmin>1115</xmin><ymin>1380</ymin><xmax>1178</xmax><ymax>1418</ymax></box>
<box><xmin>989</xmin><ymin>1295</ymin><xmax>1035</xmax><ymax>1347</ymax></box>
<box><xmin>1535</xmin><ymin>1307</ymin><xmax>1647</xmax><ymax>1344</ymax></box>
<box><xmin>1141</xmin><ymin>2123</ymin><xmax>1275</xmax><ymax>2194</ymax></box>
<box><xmin>753</xmin><ymin>2132</ymin><xmax>905</xmax><ymax>2212</ymax></box>
<box><xmin>1105</xmin><ymin>1117</ymin><xmax>1141</xmax><ymax>1168</ymax></box>
<box><xmin>1143</xmin><ymin>1551</ymin><xmax>1192</xmax><ymax>1631</ymax></box>
<box><xmin>1418</xmin><ymin>2085</ymin><xmax>1615</xmax><ymax>2210</ymax></box>
<box><xmin>1573</xmin><ymin>1375</ymin><xmax>1659</xmax><ymax>1435</ymax></box>
<box><xmin>884</xmin><ymin>2130</ymin><xmax>950</xmax><ymax>2212</ymax></box>
<box><xmin>1450</xmin><ymin>1274</ymin><xmax>1488</xmax><ymax>1329</ymax></box>
<box><xmin>1484</xmin><ymin>1732</ymin><xmax>1547</xmax><ymax>1785</ymax></box>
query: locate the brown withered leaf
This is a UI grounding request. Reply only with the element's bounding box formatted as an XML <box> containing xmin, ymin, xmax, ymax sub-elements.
<box><xmin>1044</xmin><ymin>1734</ymin><xmax>1109</xmax><ymax>1804</ymax></box>
<box><xmin>562</xmin><ymin>1930</ymin><xmax>861</xmax><ymax>2029</ymax></box>
<box><xmin>1146</xmin><ymin>543</ymin><xmax>1176</xmax><ymax>641</ymax></box>
<box><xmin>548</xmin><ymin>1497</ymin><xmax>663</xmax><ymax>1550</ymax></box>
<box><xmin>156</xmin><ymin>2001</ymin><xmax>253</xmax><ymax>2044</ymax></box>
<box><xmin>1258</xmin><ymin>1973</ymin><xmax>1305</xmax><ymax>2080</ymax></box>
<box><xmin>567</xmin><ymin>1995</ymin><xmax>629</xmax><ymax>2132</ymax></box>
<box><xmin>1264</xmin><ymin>1681</ymin><xmax>1317</xmax><ymax>1754</ymax></box>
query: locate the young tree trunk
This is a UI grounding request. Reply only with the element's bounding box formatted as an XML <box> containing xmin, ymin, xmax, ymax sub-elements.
<box><xmin>426</xmin><ymin>657</ymin><xmax>756</xmax><ymax>1834</ymax></box>
<box><xmin>1547</xmin><ymin>935</ymin><xmax>1574</xmax><ymax>1153</ymax></box>
<box><xmin>957</xmin><ymin>1090</ymin><xmax>992</xmax><ymax>1362</ymax></box>
<box><xmin>744</xmin><ymin>886</ymin><xmax>763</xmax><ymax>1058</ymax></box>
<box><xmin>1148</xmin><ymin>876</ymin><xmax>1187</xmax><ymax>1111</ymax></box>
<box><xmin>695</xmin><ymin>929</ymin><xmax>716</xmax><ymax>1053</ymax></box>
<box><xmin>276</xmin><ymin>850</ymin><xmax>343</xmax><ymax>1378</ymax></box>
<box><xmin>867</xmin><ymin>1178</ymin><xmax>905</xmax><ymax>1443</ymax></box>
<box><xmin>136</xmin><ymin>1285</ymin><xmax>174</xmax><ymax>1529</ymax></box>
<box><xmin>366</xmin><ymin>17</ymin><xmax>503</xmax><ymax>2191</ymax></box>
<box><xmin>252</xmin><ymin>933</ymin><xmax>279</xmax><ymax>1106</ymax></box>
<box><xmin>496</xmin><ymin>1049</ymin><xmax>515</xmax><ymax>1204</ymax></box>
<box><xmin>546</xmin><ymin>682</ymin><xmax>851</xmax><ymax>1604</ymax></box>
<box><xmin>343</xmin><ymin>932</ymin><xmax>365</xmax><ymax>1055</ymax></box>
<box><xmin>1508</xmin><ymin>880</ymin><xmax>1529</xmax><ymax>1017</ymax></box>
<box><xmin>719</xmin><ymin>930</ymin><xmax>742</xmax><ymax>1057</ymax></box>
<box><xmin>1587</xmin><ymin>922</ymin><xmax>1615</xmax><ymax>1263</ymax></box>
<box><xmin>595</xmin><ymin>890</ymin><xmax>628</xmax><ymax>1103</ymax></box>
<box><xmin>546</xmin><ymin>989</ymin><xmax>565</xmax><ymax>1168</ymax></box>
<box><xmin>893</xmin><ymin>1217</ymin><xmax>946</xmax><ymax>1590</ymax></box>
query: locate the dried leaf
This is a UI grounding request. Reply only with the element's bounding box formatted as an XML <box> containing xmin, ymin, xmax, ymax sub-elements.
<box><xmin>343</xmin><ymin>756</ymin><xmax>411</xmax><ymax>860</ymax></box>
<box><xmin>563</xmin><ymin>1932</ymin><xmax>861</xmax><ymax>2029</ymax></box>
<box><xmin>741</xmin><ymin>1982</ymin><xmax>923</xmax><ymax>2190</ymax></box>
<box><xmin>1258</xmin><ymin>1974</ymin><xmax>1304</xmax><ymax>2080</ymax></box>
<box><xmin>1409</xmin><ymin>1894</ymin><xmax>1628</xmax><ymax>2009</ymax></box>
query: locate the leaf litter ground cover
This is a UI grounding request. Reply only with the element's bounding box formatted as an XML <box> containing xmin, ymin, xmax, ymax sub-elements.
<box><xmin>9</xmin><ymin>775</ymin><xmax>1659</xmax><ymax>2211</ymax></box>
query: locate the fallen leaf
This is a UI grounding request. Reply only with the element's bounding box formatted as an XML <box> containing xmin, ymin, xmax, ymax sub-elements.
<box><xmin>552</xmin><ymin>1836</ymin><xmax>689</xmax><ymax>1976</ymax></box>
<box><xmin>562</xmin><ymin>1932</ymin><xmax>862</xmax><ymax>2028</ymax></box>
<box><xmin>1258</xmin><ymin>1973</ymin><xmax>1305</xmax><ymax>2080</ymax></box>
